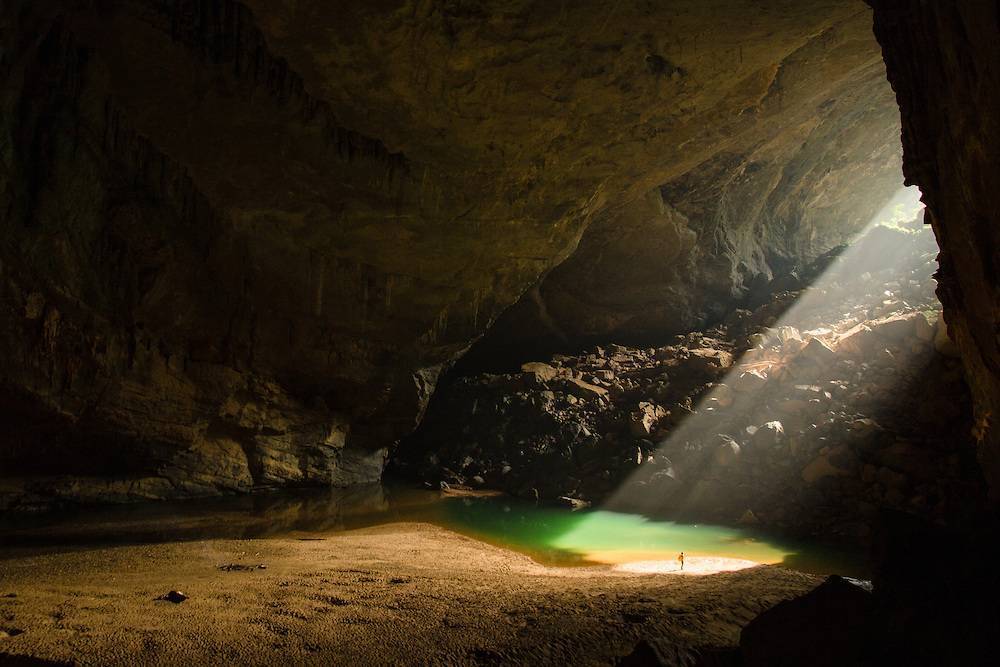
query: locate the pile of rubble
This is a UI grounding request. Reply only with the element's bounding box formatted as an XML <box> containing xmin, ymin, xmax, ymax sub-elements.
<box><xmin>395</xmin><ymin>218</ymin><xmax>985</xmax><ymax>539</ymax></box>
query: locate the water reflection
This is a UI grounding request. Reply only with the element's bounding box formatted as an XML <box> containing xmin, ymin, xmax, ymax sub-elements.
<box><xmin>0</xmin><ymin>483</ymin><xmax>867</xmax><ymax>576</ymax></box>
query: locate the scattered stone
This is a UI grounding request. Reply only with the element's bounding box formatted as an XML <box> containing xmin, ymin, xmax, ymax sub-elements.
<box><xmin>751</xmin><ymin>421</ymin><xmax>785</xmax><ymax>448</ymax></box>
<box><xmin>520</xmin><ymin>362</ymin><xmax>560</xmax><ymax>383</ymax></box>
<box><xmin>564</xmin><ymin>377</ymin><xmax>608</xmax><ymax>399</ymax></box>
<box><xmin>776</xmin><ymin>326</ymin><xmax>802</xmax><ymax>344</ymax></box>
<box><xmin>835</xmin><ymin>323</ymin><xmax>876</xmax><ymax>357</ymax></box>
<box><xmin>686</xmin><ymin>348</ymin><xmax>735</xmax><ymax>372</ymax></box>
<box><xmin>217</xmin><ymin>563</ymin><xmax>266</xmax><ymax>572</ymax></box>
<box><xmin>870</xmin><ymin>312</ymin><xmax>920</xmax><ymax>341</ymax></box>
<box><xmin>157</xmin><ymin>591</ymin><xmax>188</xmax><ymax>604</ymax></box>
<box><xmin>712</xmin><ymin>436</ymin><xmax>741</xmax><ymax>467</ymax></box>
<box><xmin>801</xmin><ymin>452</ymin><xmax>850</xmax><ymax>484</ymax></box>
<box><xmin>798</xmin><ymin>337</ymin><xmax>837</xmax><ymax>365</ymax></box>
<box><xmin>733</xmin><ymin>369</ymin><xmax>768</xmax><ymax>392</ymax></box>
<box><xmin>629</xmin><ymin>401</ymin><xmax>667</xmax><ymax>437</ymax></box>
<box><xmin>556</xmin><ymin>496</ymin><xmax>591</xmax><ymax>511</ymax></box>
<box><xmin>711</xmin><ymin>383</ymin><xmax>734</xmax><ymax>407</ymax></box>
<box><xmin>399</xmin><ymin>215</ymin><xmax>969</xmax><ymax>540</ymax></box>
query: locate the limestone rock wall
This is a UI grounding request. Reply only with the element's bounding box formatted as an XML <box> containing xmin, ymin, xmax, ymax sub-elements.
<box><xmin>867</xmin><ymin>0</ymin><xmax>1000</xmax><ymax>502</ymax></box>
<box><xmin>468</xmin><ymin>20</ymin><xmax>903</xmax><ymax>362</ymax></box>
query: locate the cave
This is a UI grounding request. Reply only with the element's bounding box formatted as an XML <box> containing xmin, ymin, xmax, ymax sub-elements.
<box><xmin>1</xmin><ymin>1</ymin><xmax>998</xmax><ymax>665</ymax></box>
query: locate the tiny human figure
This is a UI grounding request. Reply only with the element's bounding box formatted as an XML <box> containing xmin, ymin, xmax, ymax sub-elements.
<box><xmin>677</xmin><ymin>552</ymin><xmax>685</xmax><ymax>571</ymax></box>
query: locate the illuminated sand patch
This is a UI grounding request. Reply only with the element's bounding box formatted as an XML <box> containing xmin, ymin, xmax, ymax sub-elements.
<box><xmin>612</xmin><ymin>556</ymin><xmax>762</xmax><ymax>575</ymax></box>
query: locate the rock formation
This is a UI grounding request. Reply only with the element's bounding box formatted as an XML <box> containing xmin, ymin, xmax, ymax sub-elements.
<box><xmin>468</xmin><ymin>37</ymin><xmax>903</xmax><ymax>361</ymax></box>
<box><xmin>0</xmin><ymin>1</ymin><xmax>909</xmax><ymax>506</ymax></box>
<box><xmin>867</xmin><ymin>0</ymin><xmax>1000</xmax><ymax>504</ymax></box>
<box><xmin>397</xmin><ymin>218</ymin><xmax>985</xmax><ymax>538</ymax></box>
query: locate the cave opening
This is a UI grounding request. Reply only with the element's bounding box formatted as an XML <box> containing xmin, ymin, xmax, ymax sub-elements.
<box><xmin>2</xmin><ymin>0</ymin><xmax>999</xmax><ymax>665</ymax></box>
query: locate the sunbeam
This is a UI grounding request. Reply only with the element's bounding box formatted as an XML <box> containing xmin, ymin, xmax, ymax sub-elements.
<box><xmin>545</xmin><ymin>186</ymin><xmax>952</xmax><ymax>572</ymax></box>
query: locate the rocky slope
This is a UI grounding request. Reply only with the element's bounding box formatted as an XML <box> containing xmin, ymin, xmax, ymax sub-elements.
<box><xmin>397</xmin><ymin>218</ymin><xmax>985</xmax><ymax>539</ymax></box>
<box><xmin>1</xmin><ymin>1</ymin><xmax>905</xmax><ymax>506</ymax></box>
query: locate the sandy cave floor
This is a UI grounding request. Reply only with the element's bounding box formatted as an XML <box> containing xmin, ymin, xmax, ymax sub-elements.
<box><xmin>0</xmin><ymin>523</ymin><xmax>820</xmax><ymax>665</ymax></box>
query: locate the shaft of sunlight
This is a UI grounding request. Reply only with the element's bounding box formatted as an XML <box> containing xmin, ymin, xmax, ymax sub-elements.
<box><xmin>555</xmin><ymin>186</ymin><xmax>932</xmax><ymax>574</ymax></box>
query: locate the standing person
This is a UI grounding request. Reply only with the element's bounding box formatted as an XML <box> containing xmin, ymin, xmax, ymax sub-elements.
<box><xmin>677</xmin><ymin>552</ymin><xmax>685</xmax><ymax>571</ymax></box>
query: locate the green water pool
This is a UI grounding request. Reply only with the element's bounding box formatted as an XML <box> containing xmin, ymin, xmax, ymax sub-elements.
<box><xmin>434</xmin><ymin>495</ymin><xmax>867</xmax><ymax>576</ymax></box>
<box><xmin>0</xmin><ymin>484</ymin><xmax>867</xmax><ymax>577</ymax></box>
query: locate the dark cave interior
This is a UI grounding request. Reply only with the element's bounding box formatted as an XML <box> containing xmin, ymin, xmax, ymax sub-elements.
<box><xmin>1</xmin><ymin>1</ymin><xmax>999</xmax><ymax>665</ymax></box>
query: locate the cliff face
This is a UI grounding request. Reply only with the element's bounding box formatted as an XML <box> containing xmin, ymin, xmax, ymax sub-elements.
<box><xmin>0</xmin><ymin>0</ymin><xmax>905</xmax><ymax>506</ymax></box>
<box><xmin>868</xmin><ymin>0</ymin><xmax>1000</xmax><ymax>502</ymax></box>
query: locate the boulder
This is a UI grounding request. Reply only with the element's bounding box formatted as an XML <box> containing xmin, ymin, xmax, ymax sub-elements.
<box><xmin>564</xmin><ymin>377</ymin><xmax>608</xmax><ymax>400</ymax></box>
<box><xmin>630</xmin><ymin>401</ymin><xmax>667</xmax><ymax>437</ymax></box>
<box><xmin>801</xmin><ymin>447</ymin><xmax>853</xmax><ymax>484</ymax></box>
<box><xmin>712</xmin><ymin>436</ymin><xmax>742</xmax><ymax>467</ymax></box>
<box><xmin>520</xmin><ymin>362</ymin><xmax>561</xmax><ymax>383</ymax></box>
<box><xmin>835</xmin><ymin>324</ymin><xmax>877</xmax><ymax>357</ymax></box>
<box><xmin>556</xmin><ymin>496</ymin><xmax>591</xmax><ymax>511</ymax></box>
<box><xmin>913</xmin><ymin>311</ymin><xmax>936</xmax><ymax>342</ymax></box>
<box><xmin>158</xmin><ymin>590</ymin><xmax>189</xmax><ymax>604</ymax></box>
<box><xmin>648</xmin><ymin>467</ymin><xmax>680</xmax><ymax>491</ymax></box>
<box><xmin>733</xmin><ymin>369</ymin><xmax>768</xmax><ymax>393</ymax></box>
<box><xmin>685</xmin><ymin>348</ymin><xmax>735</xmax><ymax>372</ymax></box>
<box><xmin>797</xmin><ymin>337</ymin><xmax>838</xmax><ymax>366</ymax></box>
<box><xmin>776</xmin><ymin>326</ymin><xmax>803</xmax><ymax>345</ymax></box>
<box><xmin>751</xmin><ymin>421</ymin><xmax>785</xmax><ymax>449</ymax></box>
<box><xmin>711</xmin><ymin>383</ymin><xmax>735</xmax><ymax>407</ymax></box>
<box><xmin>933</xmin><ymin>316</ymin><xmax>960</xmax><ymax>357</ymax></box>
<box><xmin>870</xmin><ymin>312</ymin><xmax>918</xmax><ymax>341</ymax></box>
<box><xmin>740</xmin><ymin>575</ymin><xmax>876</xmax><ymax>667</ymax></box>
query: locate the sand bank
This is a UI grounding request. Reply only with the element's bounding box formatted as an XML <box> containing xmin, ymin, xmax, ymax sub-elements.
<box><xmin>0</xmin><ymin>523</ymin><xmax>819</xmax><ymax>665</ymax></box>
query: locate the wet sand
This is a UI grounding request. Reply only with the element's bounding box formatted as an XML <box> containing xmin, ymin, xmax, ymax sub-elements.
<box><xmin>0</xmin><ymin>523</ymin><xmax>819</xmax><ymax>665</ymax></box>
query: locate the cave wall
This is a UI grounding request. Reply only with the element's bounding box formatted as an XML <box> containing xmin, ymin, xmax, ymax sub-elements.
<box><xmin>468</xmin><ymin>16</ymin><xmax>903</xmax><ymax>361</ymax></box>
<box><xmin>1</xmin><ymin>0</ymin><xmax>905</xmax><ymax>505</ymax></box>
<box><xmin>867</xmin><ymin>0</ymin><xmax>1000</xmax><ymax>503</ymax></box>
